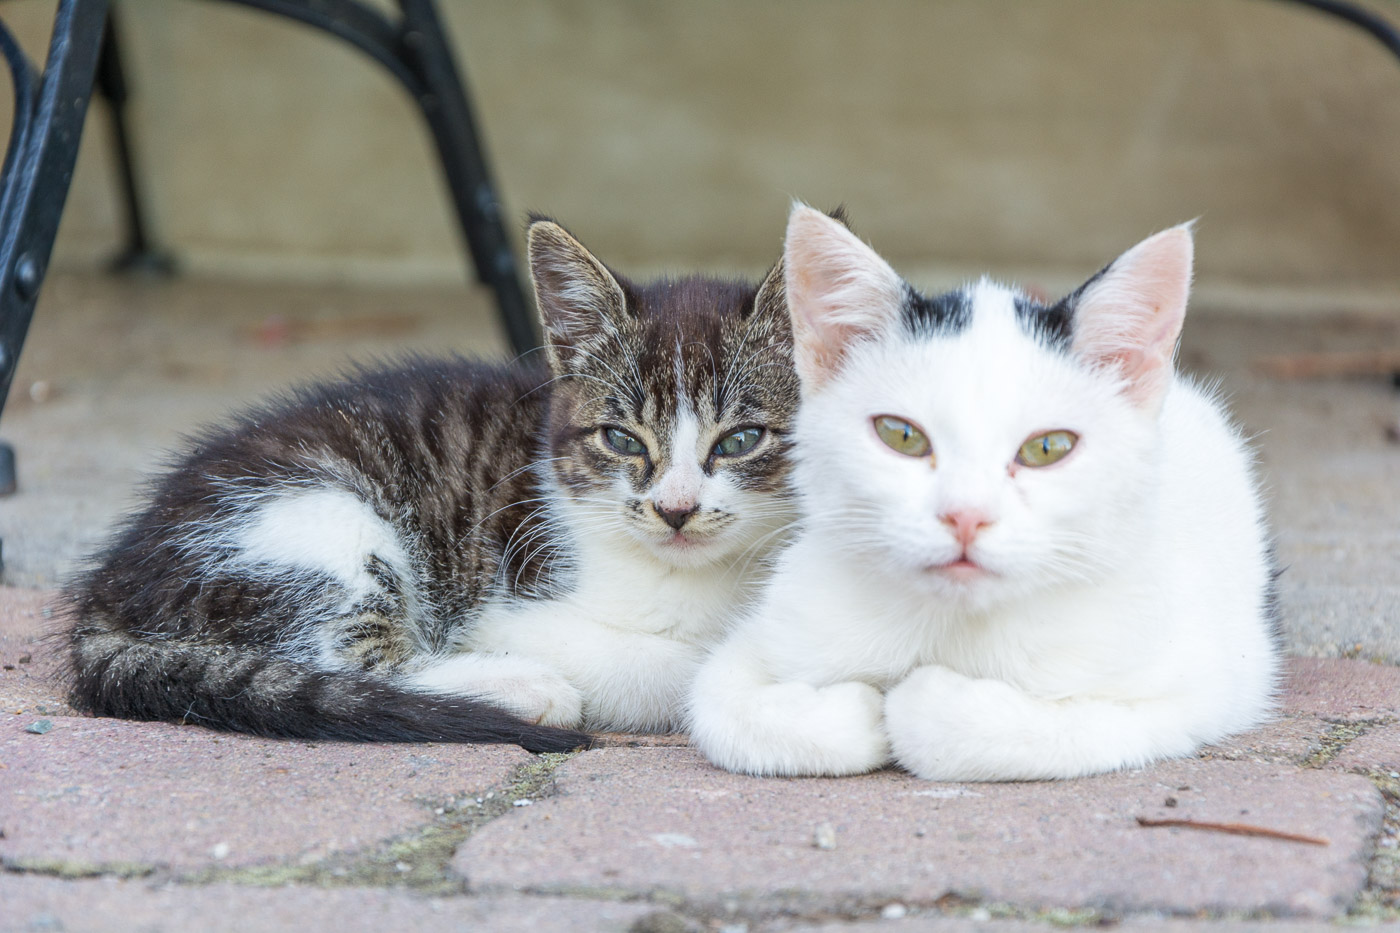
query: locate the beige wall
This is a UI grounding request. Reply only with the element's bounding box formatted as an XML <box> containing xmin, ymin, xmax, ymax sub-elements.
<box><xmin>5</xmin><ymin>0</ymin><xmax>1400</xmax><ymax>311</ymax></box>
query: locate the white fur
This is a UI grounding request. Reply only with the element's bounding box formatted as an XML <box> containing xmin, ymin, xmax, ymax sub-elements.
<box><xmin>407</xmin><ymin>652</ymin><xmax>583</xmax><ymax>726</ymax></box>
<box><xmin>688</xmin><ymin>209</ymin><xmax>1278</xmax><ymax>779</ymax></box>
<box><xmin>215</xmin><ymin>487</ymin><xmax>424</xmax><ymax>667</ymax></box>
<box><xmin>232</xmin><ymin>488</ymin><xmax>408</xmax><ymax>597</ymax></box>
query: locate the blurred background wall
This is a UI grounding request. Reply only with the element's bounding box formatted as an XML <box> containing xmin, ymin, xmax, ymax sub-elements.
<box><xmin>4</xmin><ymin>0</ymin><xmax>1400</xmax><ymax>313</ymax></box>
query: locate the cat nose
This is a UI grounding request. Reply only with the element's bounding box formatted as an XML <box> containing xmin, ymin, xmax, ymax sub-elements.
<box><xmin>653</xmin><ymin>502</ymin><xmax>698</xmax><ymax>530</ymax></box>
<box><xmin>940</xmin><ymin>509</ymin><xmax>992</xmax><ymax>548</ymax></box>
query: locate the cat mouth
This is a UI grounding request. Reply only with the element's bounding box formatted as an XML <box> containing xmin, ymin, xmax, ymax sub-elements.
<box><xmin>927</xmin><ymin>556</ymin><xmax>989</xmax><ymax>581</ymax></box>
<box><xmin>663</xmin><ymin>530</ymin><xmax>708</xmax><ymax>548</ymax></box>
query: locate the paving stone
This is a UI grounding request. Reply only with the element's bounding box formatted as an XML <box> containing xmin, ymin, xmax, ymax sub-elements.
<box><xmin>0</xmin><ymin>875</ymin><xmax>655</xmax><ymax>933</ymax></box>
<box><xmin>0</xmin><ymin>587</ymin><xmax>72</xmax><ymax>716</ymax></box>
<box><xmin>1328</xmin><ymin>721</ymin><xmax>1400</xmax><ymax>775</ymax></box>
<box><xmin>596</xmin><ymin>731</ymin><xmax>692</xmax><ymax>748</ymax></box>
<box><xmin>0</xmin><ymin>715</ymin><xmax>532</xmax><ymax>872</ymax></box>
<box><xmin>1280</xmin><ymin>658</ymin><xmax>1400</xmax><ymax>721</ymax></box>
<box><xmin>456</xmin><ymin>747</ymin><xmax>1382</xmax><ymax>917</ymax></box>
<box><xmin>778</xmin><ymin>917</ymin><xmax>1340</xmax><ymax>933</ymax></box>
<box><xmin>1197</xmin><ymin>713</ymin><xmax>1328</xmax><ymax>765</ymax></box>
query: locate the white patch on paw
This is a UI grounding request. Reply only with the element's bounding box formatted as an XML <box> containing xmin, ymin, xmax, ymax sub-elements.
<box><xmin>406</xmin><ymin>653</ymin><xmax>584</xmax><ymax>728</ymax></box>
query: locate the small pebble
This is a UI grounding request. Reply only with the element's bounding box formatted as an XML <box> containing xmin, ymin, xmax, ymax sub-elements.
<box><xmin>24</xmin><ymin>719</ymin><xmax>52</xmax><ymax>735</ymax></box>
<box><xmin>969</xmin><ymin>908</ymin><xmax>992</xmax><ymax>923</ymax></box>
<box><xmin>210</xmin><ymin>842</ymin><xmax>230</xmax><ymax>860</ymax></box>
<box><xmin>395</xmin><ymin>861</ymin><xmax>412</xmax><ymax>873</ymax></box>
<box><xmin>813</xmin><ymin>822</ymin><xmax>837</xmax><ymax>850</ymax></box>
<box><xmin>28</xmin><ymin>380</ymin><xmax>53</xmax><ymax>404</ymax></box>
<box><xmin>1164</xmin><ymin>796</ymin><xmax>1178</xmax><ymax>808</ymax></box>
<box><xmin>513</xmin><ymin>799</ymin><xmax>532</xmax><ymax>807</ymax></box>
<box><xmin>881</xmin><ymin>903</ymin><xmax>908</xmax><ymax>920</ymax></box>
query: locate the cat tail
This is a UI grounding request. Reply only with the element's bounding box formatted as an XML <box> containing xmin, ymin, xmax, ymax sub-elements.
<box><xmin>64</xmin><ymin>629</ymin><xmax>593</xmax><ymax>753</ymax></box>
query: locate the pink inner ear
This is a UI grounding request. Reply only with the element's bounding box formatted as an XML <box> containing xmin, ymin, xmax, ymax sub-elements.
<box><xmin>783</xmin><ymin>206</ymin><xmax>905</xmax><ymax>388</ymax></box>
<box><xmin>1072</xmin><ymin>225</ymin><xmax>1193</xmax><ymax>408</ymax></box>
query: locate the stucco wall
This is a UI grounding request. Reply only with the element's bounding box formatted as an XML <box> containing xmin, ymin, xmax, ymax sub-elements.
<box><xmin>5</xmin><ymin>0</ymin><xmax>1400</xmax><ymax>311</ymax></box>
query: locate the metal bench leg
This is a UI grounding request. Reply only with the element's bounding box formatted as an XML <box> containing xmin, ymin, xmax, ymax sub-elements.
<box><xmin>397</xmin><ymin>0</ymin><xmax>538</xmax><ymax>354</ymax></box>
<box><xmin>0</xmin><ymin>0</ymin><xmax>111</xmax><ymax>499</ymax></box>
<box><xmin>95</xmin><ymin>8</ymin><xmax>176</xmax><ymax>275</ymax></box>
<box><xmin>209</xmin><ymin>0</ymin><xmax>539</xmax><ymax>355</ymax></box>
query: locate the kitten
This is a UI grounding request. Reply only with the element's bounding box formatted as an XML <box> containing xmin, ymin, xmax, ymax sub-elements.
<box><xmin>688</xmin><ymin>205</ymin><xmax>1278</xmax><ymax>780</ymax></box>
<box><xmin>64</xmin><ymin>219</ymin><xmax>798</xmax><ymax>750</ymax></box>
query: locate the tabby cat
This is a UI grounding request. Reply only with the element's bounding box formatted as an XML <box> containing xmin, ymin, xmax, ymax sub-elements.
<box><xmin>64</xmin><ymin>219</ymin><xmax>798</xmax><ymax>750</ymax></box>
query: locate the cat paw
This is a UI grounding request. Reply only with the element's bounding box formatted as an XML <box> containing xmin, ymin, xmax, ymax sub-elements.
<box><xmin>492</xmin><ymin>673</ymin><xmax>585</xmax><ymax>728</ymax></box>
<box><xmin>884</xmin><ymin>665</ymin><xmax>1034</xmax><ymax>781</ymax></box>
<box><xmin>700</xmin><ymin>679</ymin><xmax>889</xmax><ymax>777</ymax></box>
<box><xmin>406</xmin><ymin>654</ymin><xmax>584</xmax><ymax>728</ymax></box>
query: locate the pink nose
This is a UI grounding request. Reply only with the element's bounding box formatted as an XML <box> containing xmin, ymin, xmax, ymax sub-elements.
<box><xmin>940</xmin><ymin>509</ymin><xmax>992</xmax><ymax>548</ymax></box>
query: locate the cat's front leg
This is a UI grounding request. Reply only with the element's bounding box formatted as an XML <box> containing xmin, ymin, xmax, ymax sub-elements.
<box><xmin>884</xmin><ymin>665</ymin><xmax>1197</xmax><ymax>781</ymax></box>
<box><xmin>688</xmin><ymin>633</ymin><xmax>889</xmax><ymax>777</ymax></box>
<box><xmin>404</xmin><ymin>653</ymin><xmax>584</xmax><ymax>728</ymax></box>
<box><xmin>468</xmin><ymin>605</ymin><xmax>705</xmax><ymax>734</ymax></box>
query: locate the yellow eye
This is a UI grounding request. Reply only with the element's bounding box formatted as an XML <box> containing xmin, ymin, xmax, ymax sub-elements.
<box><xmin>1016</xmin><ymin>430</ymin><xmax>1077</xmax><ymax>467</ymax></box>
<box><xmin>873</xmin><ymin>416</ymin><xmax>932</xmax><ymax>459</ymax></box>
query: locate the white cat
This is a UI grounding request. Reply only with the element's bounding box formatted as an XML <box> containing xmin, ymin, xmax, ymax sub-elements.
<box><xmin>688</xmin><ymin>205</ymin><xmax>1279</xmax><ymax>780</ymax></box>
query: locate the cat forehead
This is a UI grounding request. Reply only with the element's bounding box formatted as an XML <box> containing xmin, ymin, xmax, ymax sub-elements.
<box><xmin>840</xmin><ymin>281</ymin><xmax>1105</xmax><ymax>433</ymax></box>
<box><xmin>899</xmin><ymin>279</ymin><xmax>1072</xmax><ymax>351</ymax></box>
<box><xmin>625</xmin><ymin>276</ymin><xmax>760</xmax><ymax>322</ymax></box>
<box><xmin>555</xmin><ymin>281</ymin><xmax>793</xmax><ymax>428</ymax></box>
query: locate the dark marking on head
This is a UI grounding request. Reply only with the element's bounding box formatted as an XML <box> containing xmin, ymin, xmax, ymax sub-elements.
<box><xmin>1013</xmin><ymin>293</ymin><xmax>1074</xmax><ymax>351</ymax></box>
<box><xmin>899</xmin><ymin>286</ymin><xmax>973</xmax><ymax>339</ymax></box>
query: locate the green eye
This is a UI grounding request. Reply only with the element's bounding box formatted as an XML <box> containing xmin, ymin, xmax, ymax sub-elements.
<box><xmin>602</xmin><ymin>427</ymin><xmax>646</xmax><ymax>456</ymax></box>
<box><xmin>714</xmin><ymin>427</ymin><xmax>764</xmax><ymax>457</ymax></box>
<box><xmin>873</xmin><ymin>416</ymin><xmax>932</xmax><ymax>459</ymax></box>
<box><xmin>1016</xmin><ymin>430</ymin><xmax>1077</xmax><ymax>467</ymax></box>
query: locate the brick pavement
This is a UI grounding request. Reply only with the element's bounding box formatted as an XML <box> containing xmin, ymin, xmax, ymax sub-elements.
<box><xmin>2</xmin><ymin>586</ymin><xmax>1397</xmax><ymax>931</ymax></box>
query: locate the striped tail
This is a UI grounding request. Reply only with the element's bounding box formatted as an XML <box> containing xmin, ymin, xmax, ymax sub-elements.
<box><xmin>67</xmin><ymin>631</ymin><xmax>592</xmax><ymax>753</ymax></box>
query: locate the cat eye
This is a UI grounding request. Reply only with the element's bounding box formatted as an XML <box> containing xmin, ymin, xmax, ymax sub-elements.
<box><xmin>602</xmin><ymin>427</ymin><xmax>647</xmax><ymax>457</ymax></box>
<box><xmin>873</xmin><ymin>415</ymin><xmax>933</xmax><ymax>459</ymax></box>
<box><xmin>1016</xmin><ymin>430</ymin><xmax>1078</xmax><ymax>468</ymax></box>
<box><xmin>713</xmin><ymin>427</ymin><xmax>764</xmax><ymax>458</ymax></box>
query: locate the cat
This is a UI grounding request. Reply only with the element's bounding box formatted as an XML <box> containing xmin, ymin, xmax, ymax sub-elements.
<box><xmin>63</xmin><ymin>217</ymin><xmax>798</xmax><ymax>751</ymax></box>
<box><xmin>688</xmin><ymin>204</ymin><xmax>1279</xmax><ymax>780</ymax></box>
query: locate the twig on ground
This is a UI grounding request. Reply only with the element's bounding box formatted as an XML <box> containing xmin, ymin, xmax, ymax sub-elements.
<box><xmin>1135</xmin><ymin>815</ymin><xmax>1328</xmax><ymax>846</ymax></box>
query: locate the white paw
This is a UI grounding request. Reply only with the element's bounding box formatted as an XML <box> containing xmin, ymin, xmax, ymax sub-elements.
<box><xmin>703</xmin><ymin>679</ymin><xmax>889</xmax><ymax>777</ymax></box>
<box><xmin>483</xmin><ymin>672</ymin><xmax>585</xmax><ymax>728</ymax></box>
<box><xmin>885</xmin><ymin>665</ymin><xmax>1033</xmax><ymax>781</ymax></box>
<box><xmin>406</xmin><ymin>654</ymin><xmax>584</xmax><ymax>728</ymax></box>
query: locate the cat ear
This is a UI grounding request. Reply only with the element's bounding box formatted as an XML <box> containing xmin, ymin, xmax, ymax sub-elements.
<box><xmin>783</xmin><ymin>204</ymin><xmax>906</xmax><ymax>388</ymax></box>
<box><xmin>1069</xmin><ymin>223</ymin><xmax>1194</xmax><ymax>410</ymax></box>
<box><xmin>527</xmin><ymin>219</ymin><xmax>629</xmax><ymax>368</ymax></box>
<box><xmin>748</xmin><ymin>257</ymin><xmax>790</xmax><ymax>339</ymax></box>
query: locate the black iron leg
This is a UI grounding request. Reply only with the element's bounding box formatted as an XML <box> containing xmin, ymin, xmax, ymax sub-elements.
<box><xmin>208</xmin><ymin>0</ymin><xmax>539</xmax><ymax>355</ymax></box>
<box><xmin>95</xmin><ymin>8</ymin><xmax>175</xmax><ymax>275</ymax></box>
<box><xmin>0</xmin><ymin>0</ymin><xmax>111</xmax><ymax>499</ymax></box>
<box><xmin>396</xmin><ymin>0</ymin><xmax>538</xmax><ymax>354</ymax></box>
